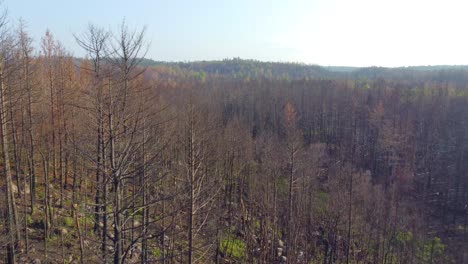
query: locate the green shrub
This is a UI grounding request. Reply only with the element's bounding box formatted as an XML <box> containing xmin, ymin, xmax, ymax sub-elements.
<box><xmin>314</xmin><ymin>191</ymin><xmax>330</xmax><ymax>217</ymax></box>
<box><xmin>37</xmin><ymin>187</ymin><xmax>46</xmax><ymax>200</ymax></box>
<box><xmin>26</xmin><ymin>215</ymin><xmax>34</xmax><ymax>226</ymax></box>
<box><xmin>275</xmin><ymin>176</ymin><xmax>289</xmax><ymax>196</ymax></box>
<box><xmin>152</xmin><ymin>247</ymin><xmax>163</xmax><ymax>258</ymax></box>
<box><xmin>79</xmin><ymin>215</ymin><xmax>94</xmax><ymax>227</ymax></box>
<box><xmin>63</xmin><ymin>216</ymin><xmax>74</xmax><ymax>228</ymax></box>
<box><xmin>420</xmin><ymin>237</ymin><xmax>446</xmax><ymax>263</ymax></box>
<box><xmin>396</xmin><ymin>231</ymin><xmax>413</xmax><ymax>246</ymax></box>
<box><xmin>254</xmin><ymin>219</ymin><xmax>261</xmax><ymax>230</ymax></box>
<box><xmin>220</xmin><ymin>235</ymin><xmax>246</xmax><ymax>260</ymax></box>
<box><xmin>28</xmin><ymin>212</ymin><xmax>45</xmax><ymax>229</ymax></box>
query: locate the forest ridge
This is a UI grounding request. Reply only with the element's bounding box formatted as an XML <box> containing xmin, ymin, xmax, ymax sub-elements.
<box><xmin>139</xmin><ymin>57</ymin><xmax>468</xmax><ymax>81</ymax></box>
<box><xmin>0</xmin><ymin>7</ymin><xmax>467</xmax><ymax>264</ymax></box>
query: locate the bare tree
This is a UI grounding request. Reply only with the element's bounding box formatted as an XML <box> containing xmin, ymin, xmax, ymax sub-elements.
<box><xmin>75</xmin><ymin>24</ymin><xmax>110</xmax><ymax>261</ymax></box>
<box><xmin>0</xmin><ymin>8</ymin><xmax>21</xmax><ymax>263</ymax></box>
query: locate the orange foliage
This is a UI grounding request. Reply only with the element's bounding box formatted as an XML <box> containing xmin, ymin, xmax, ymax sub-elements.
<box><xmin>284</xmin><ymin>101</ymin><xmax>297</xmax><ymax>126</ymax></box>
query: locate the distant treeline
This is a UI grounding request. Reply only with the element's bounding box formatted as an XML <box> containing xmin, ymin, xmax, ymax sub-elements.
<box><xmin>138</xmin><ymin>57</ymin><xmax>468</xmax><ymax>84</ymax></box>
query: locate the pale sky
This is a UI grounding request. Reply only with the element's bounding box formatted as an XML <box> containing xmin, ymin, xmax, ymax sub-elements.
<box><xmin>4</xmin><ymin>0</ymin><xmax>468</xmax><ymax>67</ymax></box>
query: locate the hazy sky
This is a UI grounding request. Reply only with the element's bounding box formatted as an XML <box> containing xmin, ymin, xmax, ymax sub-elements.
<box><xmin>4</xmin><ymin>0</ymin><xmax>468</xmax><ymax>67</ymax></box>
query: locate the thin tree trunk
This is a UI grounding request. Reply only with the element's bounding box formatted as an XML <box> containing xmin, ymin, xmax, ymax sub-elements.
<box><xmin>42</xmin><ymin>153</ymin><xmax>50</xmax><ymax>263</ymax></box>
<box><xmin>49</xmin><ymin>71</ymin><xmax>57</xmax><ymax>184</ymax></box>
<box><xmin>0</xmin><ymin>63</ymin><xmax>18</xmax><ymax>264</ymax></box>
<box><xmin>141</xmin><ymin>118</ymin><xmax>148</xmax><ymax>264</ymax></box>
<box><xmin>94</xmin><ymin>102</ymin><xmax>102</xmax><ymax>234</ymax></box>
<box><xmin>188</xmin><ymin>106</ymin><xmax>195</xmax><ymax>264</ymax></box>
<box><xmin>109</xmin><ymin>84</ymin><xmax>122</xmax><ymax>264</ymax></box>
<box><xmin>74</xmin><ymin>203</ymin><xmax>85</xmax><ymax>264</ymax></box>
<box><xmin>27</xmin><ymin>86</ymin><xmax>36</xmax><ymax>214</ymax></box>
<box><xmin>346</xmin><ymin>171</ymin><xmax>353</xmax><ymax>264</ymax></box>
<box><xmin>287</xmin><ymin>145</ymin><xmax>295</xmax><ymax>263</ymax></box>
<box><xmin>102</xmin><ymin>123</ymin><xmax>108</xmax><ymax>263</ymax></box>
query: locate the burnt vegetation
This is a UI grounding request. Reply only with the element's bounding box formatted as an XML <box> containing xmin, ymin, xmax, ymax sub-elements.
<box><xmin>0</xmin><ymin>9</ymin><xmax>468</xmax><ymax>264</ymax></box>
